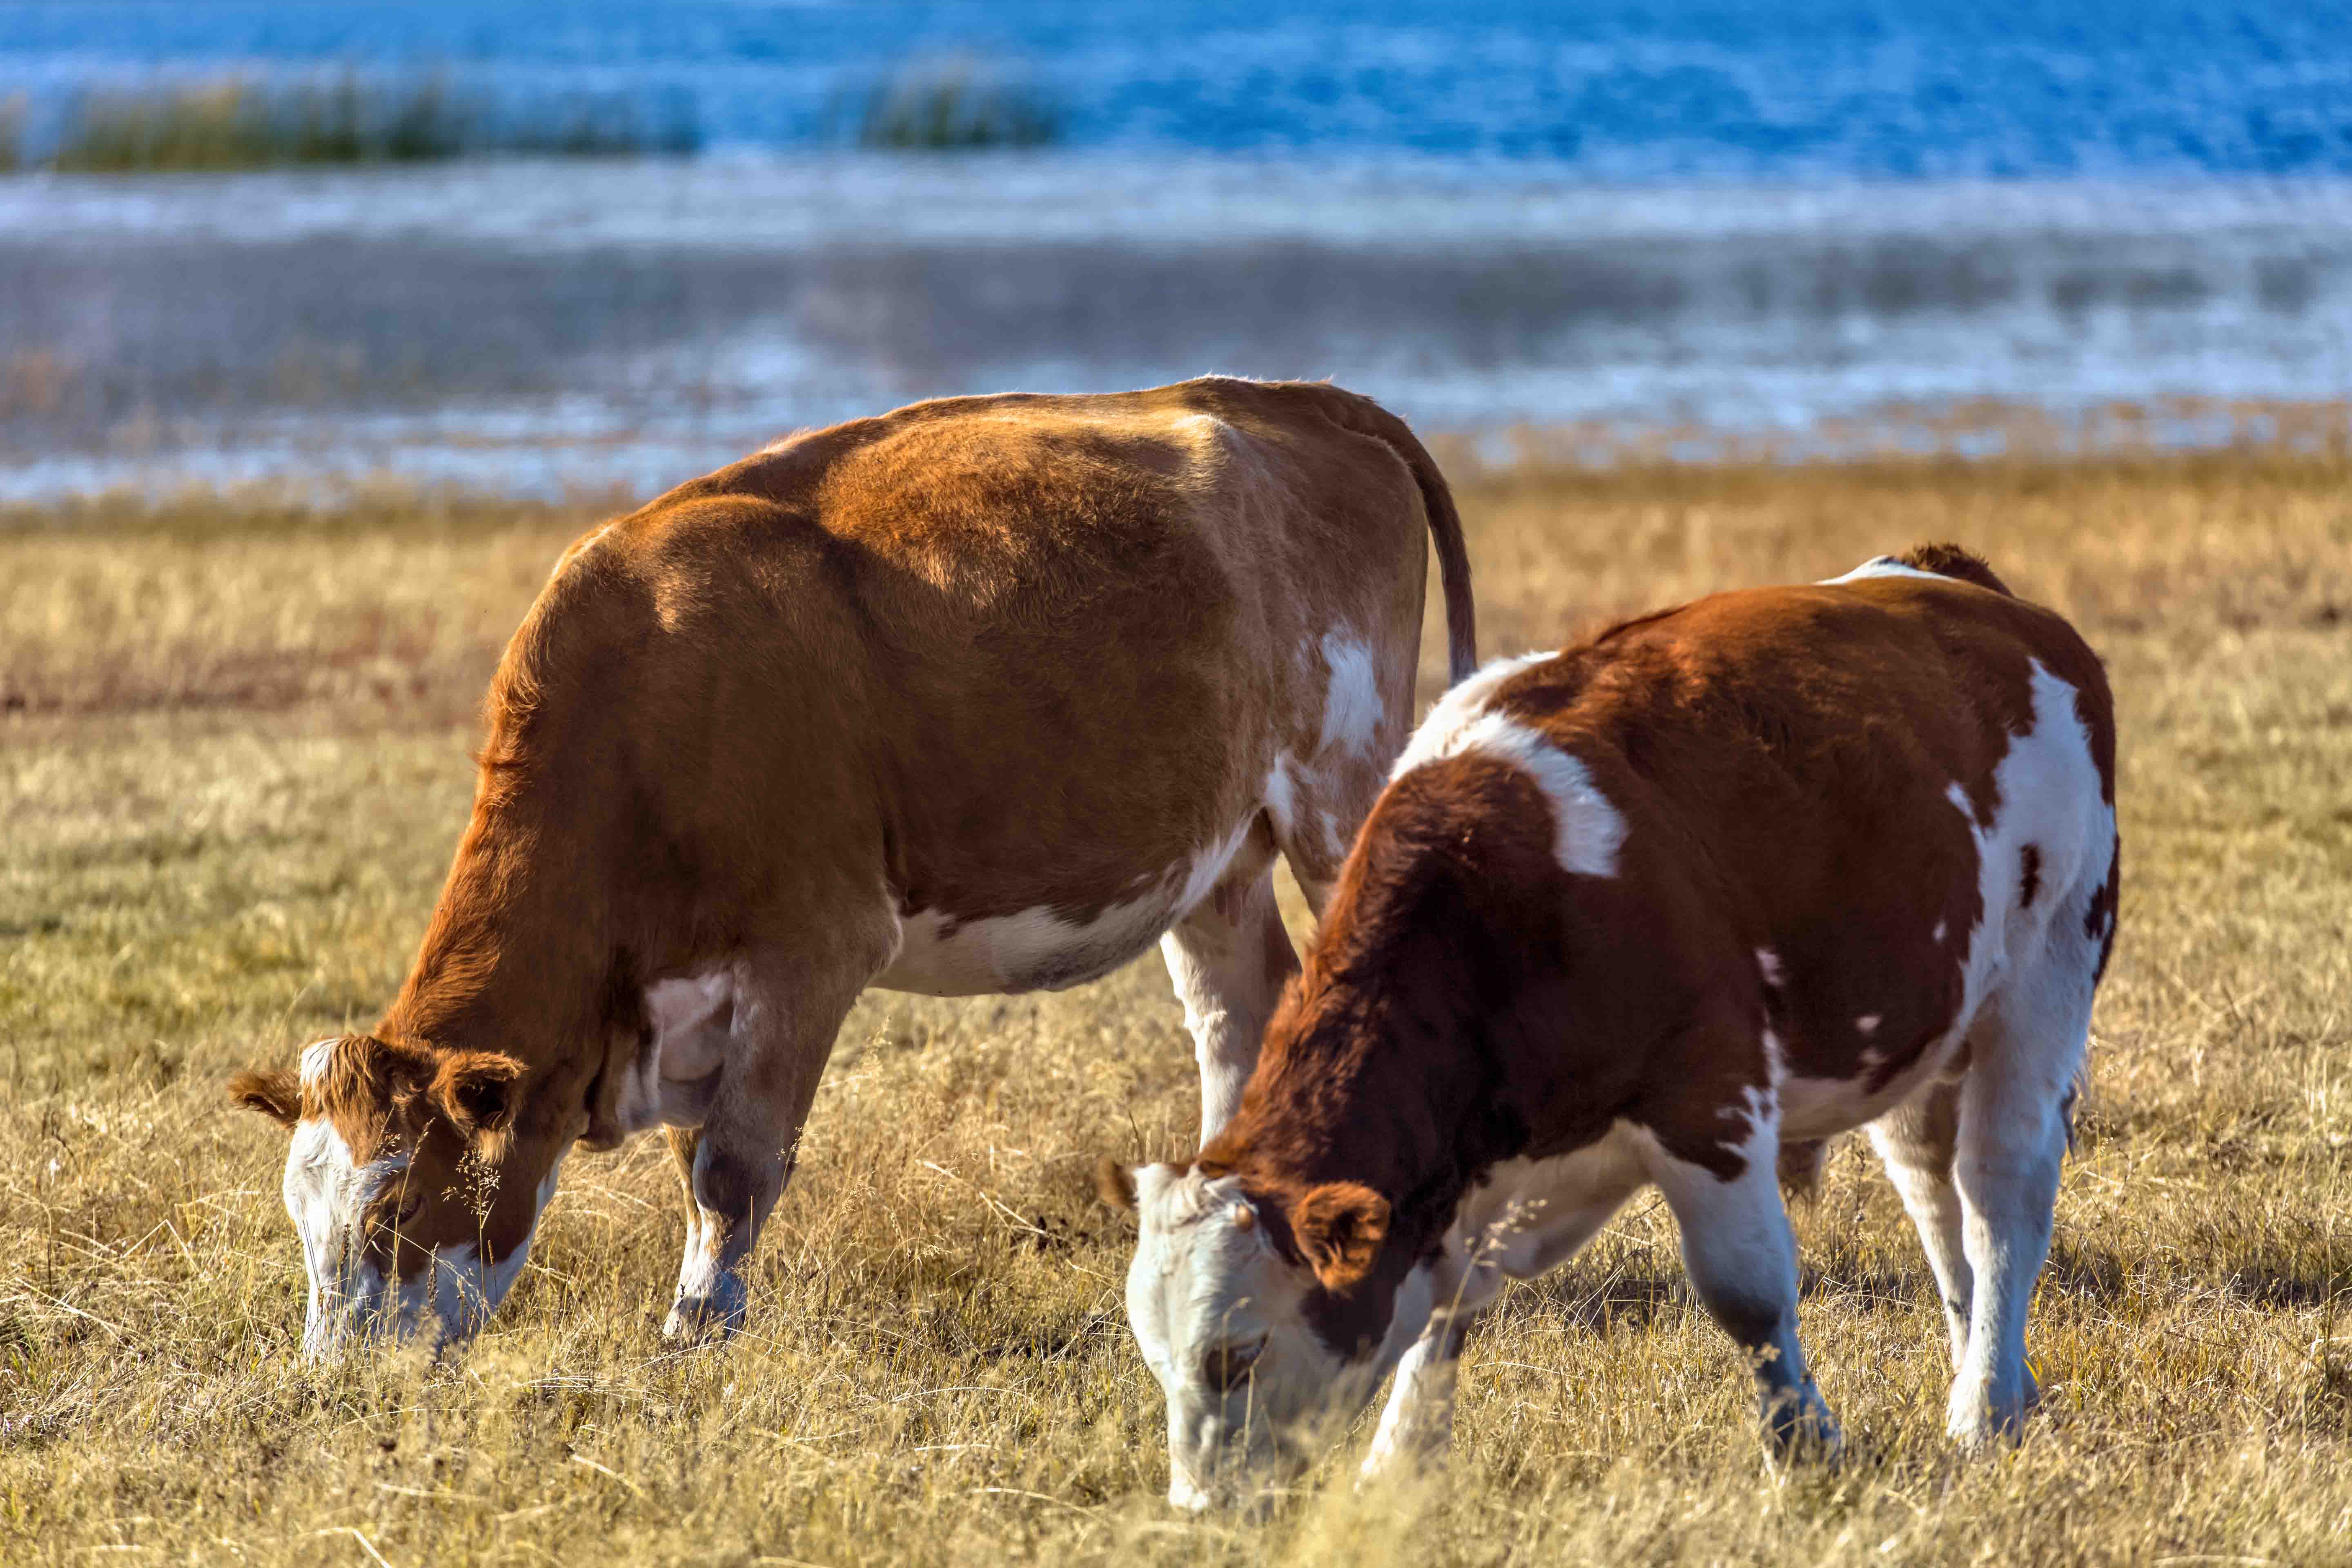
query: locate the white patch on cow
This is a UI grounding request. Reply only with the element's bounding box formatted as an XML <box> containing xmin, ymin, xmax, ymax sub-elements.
<box><xmin>285</xmin><ymin>1116</ymin><xmax>412</xmax><ymax>1358</ymax></box>
<box><xmin>1390</xmin><ymin>650</ymin><xmax>1623</xmax><ymax>878</ymax></box>
<box><xmin>1942</xmin><ymin>659</ymin><xmax>2110</xmax><ymax>1037</ymax></box>
<box><xmin>1391</xmin><ymin>648</ymin><xmax>1557</xmax><ymax>778</ymax></box>
<box><xmin>1856</xmin><ymin>1013</ymin><xmax>1882</xmax><ymax>1036</ymax></box>
<box><xmin>1933</xmin><ymin>919</ymin><xmax>1949</xmax><ymax>944</ymax></box>
<box><xmin>1756</xmin><ymin>948</ymin><xmax>1785</xmax><ymax>990</ymax></box>
<box><xmin>1822</xmin><ymin>555</ymin><xmax>1947</xmax><ymax>585</ymax></box>
<box><xmin>1760</xmin><ymin>1026</ymin><xmax>1789</xmax><ymax>1087</ymax></box>
<box><xmin>880</xmin><ymin>816</ymin><xmax>1255</xmax><ymax>996</ymax></box>
<box><xmin>1262</xmin><ymin>754</ymin><xmax>1299</xmax><ymax>840</ymax></box>
<box><xmin>298</xmin><ymin>1035</ymin><xmax>339</xmax><ymax>1088</ymax></box>
<box><xmin>609</xmin><ymin>972</ymin><xmax>734</xmax><ymax>1136</ymax></box>
<box><xmin>1317</xmin><ymin>630</ymin><xmax>1384</xmax><ymax>758</ymax></box>
<box><xmin>1420</xmin><ymin>712</ymin><xmax>1626</xmax><ymax>878</ymax></box>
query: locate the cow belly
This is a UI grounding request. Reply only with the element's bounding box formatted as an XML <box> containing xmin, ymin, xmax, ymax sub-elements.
<box><xmin>875</xmin><ymin>818</ymin><xmax>1257</xmax><ymax>997</ymax></box>
<box><xmin>877</xmin><ymin>900</ymin><xmax>1179</xmax><ymax>996</ymax></box>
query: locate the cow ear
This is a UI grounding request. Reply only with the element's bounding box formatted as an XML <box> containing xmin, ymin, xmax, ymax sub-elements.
<box><xmin>432</xmin><ymin>1051</ymin><xmax>528</xmax><ymax>1157</ymax></box>
<box><xmin>1291</xmin><ymin>1182</ymin><xmax>1390</xmax><ymax>1294</ymax></box>
<box><xmin>1094</xmin><ymin>1156</ymin><xmax>1139</xmax><ymax>1213</ymax></box>
<box><xmin>227</xmin><ymin>1068</ymin><xmax>302</xmax><ymax>1129</ymax></box>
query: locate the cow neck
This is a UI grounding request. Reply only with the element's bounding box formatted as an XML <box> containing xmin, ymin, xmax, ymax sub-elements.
<box><xmin>1205</xmin><ymin>935</ymin><xmax>1519</xmax><ymax>1261</ymax></box>
<box><xmin>375</xmin><ymin>789</ymin><xmax>615</xmax><ymax>1073</ymax></box>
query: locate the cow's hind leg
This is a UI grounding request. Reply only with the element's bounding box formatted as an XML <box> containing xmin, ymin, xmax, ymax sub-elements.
<box><xmin>1645</xmin><ymin>1109</ymin><xmax>1840</xmax><ymax>1459</ymax></box>
<box><xmin>1868</xmin><ymin>1080</ymin><xmax>1976</xmax><ymax>1369</ymax></box>
<box><xmin>664</xmin><ymin>940</ymin><xmax>875</xmax><ymax>1341</ymax></box>
<box><xmin>1946</xmin><ymin>958</ymin><xmax>2094</xmax><ymax>1446</ymax></box>
<box><xmin>1160</xmin><ymin>839</ymin><xmax>1297</xmax><ymax>1142</ymax></box>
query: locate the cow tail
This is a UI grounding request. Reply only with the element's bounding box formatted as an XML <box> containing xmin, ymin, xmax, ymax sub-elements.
<box><xmin>1319</xmin><ymin>391</ymin><xmax>1479</xmax><ymax>685</ymax></box>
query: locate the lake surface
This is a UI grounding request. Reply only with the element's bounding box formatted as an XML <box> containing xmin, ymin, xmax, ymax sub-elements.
<box><xmin>3</xmin><ymin>4</ymin><xmax>2349</xmax><ymax>497</ymax></box>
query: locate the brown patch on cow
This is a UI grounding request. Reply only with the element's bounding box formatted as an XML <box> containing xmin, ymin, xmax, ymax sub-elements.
<box><xmin>1191</xmin><ymin>546</ymin><xmax>2118</xmax><ymax>1359</ymax></box>
<box><xmin>2019</xmin><ymin>843</ymin><xmax>2043</xmax><ymax>910</ymax></box>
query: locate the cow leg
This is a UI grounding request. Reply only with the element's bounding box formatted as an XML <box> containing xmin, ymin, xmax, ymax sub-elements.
<box><xmin>1361</xmin><ymin>1316</ymin><xmax>1470</xmax><ymax>1478</ymax></box>
<box><xmin>1867</xmin><ymin>1080</ymin><xmax>1975</xmax><ymax>1368</ymax></box>
<box><xmin>1160</xmin><ymin>858</ymin><xmax>1296</xmax><ymax>1142</ymax></box>
<box><xmin>664</xmin><ymin>943</ymin><xmax>873</xmax><ymax>1341</ymax></box>
<box><xmin>1946</xmin><ymin>967</ymin><xmax>2093</xmax><ymax>1446</ymax></box>
<box><xmin>1645</xmin><ymin>1116</ymin><xmax>1841</xmax><ymax>1459</ymax></box>
<box><xmin>662</xmin><ymin>1124</ymin><xmax>710</xmax><ymax>1323</ymax></box>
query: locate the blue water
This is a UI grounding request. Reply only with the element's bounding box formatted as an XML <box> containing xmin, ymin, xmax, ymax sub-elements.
<box><xmin>5</xmin><ymin>1</ymin><xmax>2352</xmax><ymax>177</ymax></box>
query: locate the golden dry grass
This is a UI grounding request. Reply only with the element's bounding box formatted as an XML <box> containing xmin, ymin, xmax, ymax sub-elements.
<box><xmin>4</xmin><ymin>449</ymin><xmax>2350</xmax><ymax>1566</ymax></box>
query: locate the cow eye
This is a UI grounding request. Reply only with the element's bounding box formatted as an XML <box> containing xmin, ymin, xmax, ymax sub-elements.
<box><xmin>393</xmin><ymin>1190</ymin><xmax>425</xmax><ymax>1227</ymax></box>
<box><xmin>1202</xmin><ymin>1337</ymin><xmax>1265</xmax><ymax>1392</ymax></box>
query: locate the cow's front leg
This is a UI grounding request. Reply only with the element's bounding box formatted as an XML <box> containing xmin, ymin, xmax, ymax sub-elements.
<box><xmin>1360</xmin><ymin>1316</ymin><xmax>1470</xmax><ymax>1480</ymax></box>
<box><xmin>661</xmin><ymin>942</ymin><xmax>873</xmax><ymax>1341</ymax></box>
<box><xmin>1161</xmin><ymin>851</ymin><xmax>1295</xmax><ymax>1142</ymax></box>
<box><xmin>665</xmin><ymin>1122</ymin><xmax>790</xmax><ymax>1339</ymax></box>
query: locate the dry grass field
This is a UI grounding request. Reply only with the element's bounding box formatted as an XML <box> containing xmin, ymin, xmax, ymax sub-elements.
<box><xmin>3</xmin><ymin>447</ymin><xmax>2349</xmax><ymax>1566</ymax></box>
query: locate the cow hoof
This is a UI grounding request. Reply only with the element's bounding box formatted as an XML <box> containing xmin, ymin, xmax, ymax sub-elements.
<box><xmin>1764</xmin><ymin>1400</ymin><xmax>1844</xmax><ymax>1467</ymax></box>
<box><xmin>1947</xmin><ymin>1388</ymin><xmax>2035</xmax><ymax>1450</ymax></box>
<box><xmin>664</xmin><ymin>1278</ymin><xmax>747</xmax><ymax>1341</ymax></box>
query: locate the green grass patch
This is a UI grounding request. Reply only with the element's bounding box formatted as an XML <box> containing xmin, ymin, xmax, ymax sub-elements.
<box><xmin>843</xmin><ymin>57</ymin><xmax>1062</xmax><ymax>151</ymax></box>
<box><xmin>42</xmin><ymin>73</ymin><xmax>698</xmax><ymax>173</ymax></box>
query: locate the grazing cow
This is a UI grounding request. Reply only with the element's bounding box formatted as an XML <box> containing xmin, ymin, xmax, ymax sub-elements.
<box><xmin>1103</xmin><ymin>545</ymin><xmax>2118</xmax><ymax>1509</ymax></box>
<box><xmin>227</xmin><ymin>377</ymin><xmax>1476</xmax><ymax>1355</ymax></box>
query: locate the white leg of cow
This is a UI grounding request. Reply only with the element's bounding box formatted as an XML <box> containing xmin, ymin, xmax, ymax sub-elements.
<box><xmin>1946</xmin><ymin>966</ymin><xmax>2093</xmax><ymax>1446</ymax></box>
<box><xmin>1361</xmin><ymin>1316</ymin><xmax>1469</xmax><ymax>1478</ymax></box>
<box><xmin>1645</xmin><ymin>1120</ymin><xmax>1840</xmax><ymax>1458</ymax></box>
<box><xmin>1160</xmin><ymin>866</ymin><xmax>1298</xmax><ymax>1142</ymax></box>
<box><xmin>1868</xmin><ymin>1080</ymin><xmax>1976</xmax><ymax>1368</ymax></box>
<box><xmin>664</xmin><ymin>946</ymin><xmax>871</xmax><ymax>1341</ymax></box>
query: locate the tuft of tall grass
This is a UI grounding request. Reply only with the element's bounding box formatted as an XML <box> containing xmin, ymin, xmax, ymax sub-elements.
<box><xmin>43</xmin><ymin>73</ymin><xmax>698</xmax><ymax>173</ymax></box>
<box><xmin>843</xmin><ymin>56</ymin><xmax>1062</xmax><ymax>151</ymax></box>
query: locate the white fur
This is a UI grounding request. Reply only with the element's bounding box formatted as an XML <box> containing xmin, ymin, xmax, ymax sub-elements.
<box><xmin>608</xmin><ymin>973</ymin><xmax>733</xmax><ymax>1138</ymax></box>
<box><xmin>1458</xmin><ymin>715</ymin><xmax>1628</xmax><ymax>878</ymax></box>
<box><xmin>1822</xmin><ymin>555</ymin><xmax>1948</xmax><ymax>585</ymax></box>
<box><xmin>1317</xmin><ymin>630</ymin><xmax>1384</xmax><ymax>758</ymax></box>
<box><xmin>880</xmin><ymin>817</ymin><xmax>1255</xmax><ymax>996</ymax></box>
<box><xmin>1925</xmin><ymin>659</ymin><xmax>2113</xmax><ymax>1444</ymax></box>
<box><xmin>1391</xmin><ymin>649</ymin><xmax>1557</xmax><ymax>778</ymax></box>
<box><xmin>1160</xmin><ymin>870</ymin><xmax>1293</xmax><ymax>1141</ymax></box>
<box><xmin>1389</xmin><ymin>651</ymin><xmax>1624</xmax><ymax>879</ymax></box>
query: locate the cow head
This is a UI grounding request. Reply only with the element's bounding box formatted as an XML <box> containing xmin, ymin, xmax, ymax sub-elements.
<box><xmin>229</xmin><ymin>1035</ymin><xmax>556</xmax><ymax>1357</ymax></box>
<box><xmin>1098</xmin><ymin>1158</ymin><xmax>1433</xmax><ymax>1511</ymax></box>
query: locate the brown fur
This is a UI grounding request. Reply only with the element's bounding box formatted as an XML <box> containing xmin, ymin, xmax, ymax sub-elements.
<box><xmin>1199</xmin><ymin>552</ymin><xmax>2117</xmax><ymax>1341</ymax></box>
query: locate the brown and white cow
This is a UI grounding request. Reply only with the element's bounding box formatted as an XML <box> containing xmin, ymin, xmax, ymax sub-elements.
<box><xmin>227</xmin><ymin>376</ymin><xmax>1475</xmax><ymax>1355</ymax></box>
<box><xmin>1104</xmin><ymin>545</ymin><xmax>2118</xmax><ymax>1508</ymax></box>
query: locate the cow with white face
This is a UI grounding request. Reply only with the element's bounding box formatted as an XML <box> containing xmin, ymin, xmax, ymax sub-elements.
<box><xmin>1106</xmin><ymin>544</ymin><xmax>2119</xmax><ymax>1508</ymax></box>
<box><xmin>230</xmin><ymin>377</ymin><xmax>1475</xmax><ymax>1355</ymax></box>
